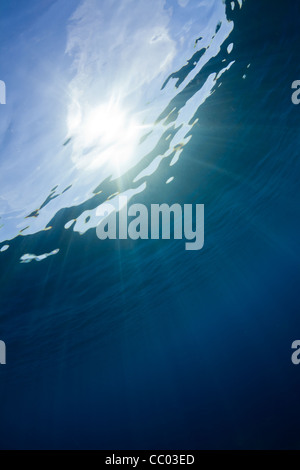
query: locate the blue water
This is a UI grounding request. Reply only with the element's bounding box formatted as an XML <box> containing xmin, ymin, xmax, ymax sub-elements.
<box><xmin>1</xmin><ymin>0</ymin><xmax>300</xmax><ymax>449</ymax></box>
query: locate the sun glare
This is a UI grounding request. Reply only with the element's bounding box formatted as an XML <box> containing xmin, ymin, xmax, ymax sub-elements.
<box><xmin>68</xmin><ymin>100</ymin><xmax>142</xmax><ymax>170</ymax></box>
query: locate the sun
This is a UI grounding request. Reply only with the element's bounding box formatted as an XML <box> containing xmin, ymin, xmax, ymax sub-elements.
<box><xmin>67</xmin><ymin>99</ymin><xmax>142</xmax><ymax>171</ymax></box>
<box><xmin>82</xmin><ymin>103</ymin><xmax>127</xmax><ymax>147</ymax></box>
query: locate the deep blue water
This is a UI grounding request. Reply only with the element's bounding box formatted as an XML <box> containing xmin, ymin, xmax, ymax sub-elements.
<box><xmin>1</xmin><ymin>0</ymin><xmax>300</xmax><ymax>449</ymax></box>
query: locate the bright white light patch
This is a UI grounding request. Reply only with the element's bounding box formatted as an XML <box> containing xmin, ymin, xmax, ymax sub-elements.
<box><xmin>68</xmin><ymin>101</ymin><xmax>142</xmax><ymax>170</ymax></box>
<box><xmin>82</xmin><ymin>104</ymin><xmax>127</xmax><ymax>147</ymax></box>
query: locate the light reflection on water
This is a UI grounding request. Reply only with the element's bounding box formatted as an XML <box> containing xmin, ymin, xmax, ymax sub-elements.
<box><xmin>0</xmin><ymin>0</ymin><xmax>243</xmax><ymax>259</ymax></box>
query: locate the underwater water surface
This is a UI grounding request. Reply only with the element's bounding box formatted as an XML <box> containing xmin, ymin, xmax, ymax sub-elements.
<box><xmin>0</xmin><ymin>0</ymin><xmax>300</xmax><ymax>449</ymax></box>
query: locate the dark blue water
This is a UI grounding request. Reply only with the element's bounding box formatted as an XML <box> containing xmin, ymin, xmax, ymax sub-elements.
<box><xmin>1</xmin><ymin>0</ymin><xmax>300</xmax><ymax>449</ymax></box>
